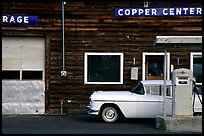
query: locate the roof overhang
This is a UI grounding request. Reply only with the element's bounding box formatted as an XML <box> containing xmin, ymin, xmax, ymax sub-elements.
<box><xmin>154</xmin><ymin>36</ymin><xmax>202</xmax><ymax>47</ymax></box>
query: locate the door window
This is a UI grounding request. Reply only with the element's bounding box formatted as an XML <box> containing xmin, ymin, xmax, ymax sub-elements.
<box><xmin>142</xmin><ymin>52</ymin><xmax>170</xmax><ymax>81</ymax></box>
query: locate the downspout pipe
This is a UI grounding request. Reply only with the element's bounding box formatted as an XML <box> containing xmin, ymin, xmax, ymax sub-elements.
<box><xmin>62</xmin><ymin>2</ymin><xmax>65</xmax><ymax>70</ymax></box>
<box><xmin>61</xmin><ymin>2</ymin><xmax>67</xmax><ymax>77</ymax></box>
<box><xmin>163</xmin><ymin>47</ymin><xmax>167</xmax><ymax>117</ymax></box>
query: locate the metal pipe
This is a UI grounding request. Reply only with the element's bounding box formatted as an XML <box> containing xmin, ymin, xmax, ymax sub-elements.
<box><xmin>163</xmin><ymin>48</ymin><xmax>167</xmax><ymax>117</ymax></box>
<box><xmin>62</xmin><ymin>2</ymin><xmax>65</xmax><ymax>71</ymax></box>
<box><xmin>61</xmin><ymin>100</ymin><xmax>63</xmax><ymax>115</ymax></box>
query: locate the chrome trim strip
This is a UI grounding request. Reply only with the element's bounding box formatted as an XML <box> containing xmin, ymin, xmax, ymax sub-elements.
<box><xmin>93</xmin><ymin>100</ymin><xmax>163</xmax><ymax>103</ymax></box>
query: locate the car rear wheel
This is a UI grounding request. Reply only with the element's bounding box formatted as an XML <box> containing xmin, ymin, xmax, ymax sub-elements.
<box><xmin>101</xmin><ymin>106</ymin><xmax>119</xmax><ymax>123</ymax></box>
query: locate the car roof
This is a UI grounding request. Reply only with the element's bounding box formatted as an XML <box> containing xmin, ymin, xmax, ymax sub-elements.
<box><xmin>140</xmin><ymin>80</ymin><xmax>172</xmax><ymax>85</ymax></box>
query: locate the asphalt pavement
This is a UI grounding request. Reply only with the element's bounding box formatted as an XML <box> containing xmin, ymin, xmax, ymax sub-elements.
<box><xmin>2</xmin><ymin>114</ymin><xmax>202</xmax><ymax>134</ymax></box>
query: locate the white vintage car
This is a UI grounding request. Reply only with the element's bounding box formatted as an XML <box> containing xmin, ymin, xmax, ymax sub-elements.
<box><xmin>87</xmin><ymin>80</ymin><xmax>202</xmax><ymax>123</ymax></box>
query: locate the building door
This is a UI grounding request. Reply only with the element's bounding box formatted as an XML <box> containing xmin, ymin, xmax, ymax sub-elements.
<box><xmin>2</xmin><ymin>36</ymin><xmax>45</xmax><ymax>114</ymax></box>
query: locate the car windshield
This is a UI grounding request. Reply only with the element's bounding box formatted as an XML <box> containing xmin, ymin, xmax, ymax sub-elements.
<box><xmin>130</xmin><ymin>82</ymin><xmax>144</xmax><ymax>95</ymax></box>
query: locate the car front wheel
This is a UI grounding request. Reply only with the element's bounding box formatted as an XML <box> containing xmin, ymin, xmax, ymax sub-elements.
<box><xmin>101</xmin><ymin>106</ymin><xmax>119</xmax><ymax>123</ymax></box>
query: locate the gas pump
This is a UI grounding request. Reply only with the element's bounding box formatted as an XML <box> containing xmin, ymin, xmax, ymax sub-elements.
<box><xmin>172</xmin><ymin>68</ymin><xmax>193</xmax><ymax>118</ymax></box>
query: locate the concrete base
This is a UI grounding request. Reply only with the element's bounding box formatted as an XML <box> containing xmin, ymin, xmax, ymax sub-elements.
<box><xmin>156</xmin><ymin>116</ymin><xmax>202</xmax><ymax>132</ymax></box>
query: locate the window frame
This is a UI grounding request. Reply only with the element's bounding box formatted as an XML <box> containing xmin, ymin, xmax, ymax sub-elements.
<box><xmin>84</xmin><ymin>52</ymin><xmax>124</xmax><ymax>84</ymax></box>
<box><xmin>190</xmin><ymin>52</ymin><xmax>202</xmax><ymax>86</ymax></box>
<box><xmin>142</xmin><ymin>52</ymin><xmax>170</xmax><ymax>81</ymax></box>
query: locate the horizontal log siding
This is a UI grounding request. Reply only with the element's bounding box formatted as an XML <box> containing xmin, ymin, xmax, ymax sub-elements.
<box><xmin>2</xmin><ymin>2</ymin><xmax>202</xmax><ymax>114</ymax></box>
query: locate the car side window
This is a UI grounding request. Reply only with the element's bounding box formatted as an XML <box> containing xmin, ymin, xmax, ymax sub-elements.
<box><xmin>145</xmin><ymin>85</ymin><xmax>160</xmax><ymax>95</ymax></box>
<box><xmin>131</xmin><ymin>82</ymin><xmax>145</xmax><ymax>95</ymax></box>
<box><xmin>145</xmin><ymin>85</ymin><xmax>172</xmax><ymax>96</ymax></box>
<box><xmin>160</xmin><ymin>85</ymin><xmax>172</xmax><ymax>96</ymax></box>
<box><xmin>166</xmin><ymin>86</ymin><xmax>172</xmax><ymax>96</ymax></box>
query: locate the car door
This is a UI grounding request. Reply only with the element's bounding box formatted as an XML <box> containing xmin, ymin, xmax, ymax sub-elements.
<box><xmin>137</xmin><ymin>94</ymin><xmax>163</xmax><ymax>118</ymax></box>
<box><xmin>137</xmin><ymin>84</ymin><xmax>171</xmax><ymax>118</ymax></box>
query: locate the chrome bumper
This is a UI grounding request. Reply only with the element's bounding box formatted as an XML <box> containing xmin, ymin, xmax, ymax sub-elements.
<box><xmin>87</xmin><ymin>105</ymin><xmax>99</xmax><ymax>115</ymax></box>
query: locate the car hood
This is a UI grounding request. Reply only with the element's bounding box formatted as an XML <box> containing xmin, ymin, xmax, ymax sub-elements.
<box><xmin>90</xmin><ymin>91</ymin><xmax>136</xmax><ymax>101</ymax></box>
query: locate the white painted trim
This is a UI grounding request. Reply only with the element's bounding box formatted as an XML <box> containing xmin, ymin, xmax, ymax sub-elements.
<box><xmin>154</xmin><ymin>36</ymin><xmax>202</xmax><ymax>44</ymax></box>
<box><xmin>190</xmin><ymin>52</ymin><xmax>202</xmax><ymax>85</ymax></box>
<box><xmin>84</xmin><ymin>52</ymin><xmax>124</xmax><ymax>84</ymax></box>
<box><xmin>190</xmin><ymin>52</ymin><xmax>202</xmax><ymax>71</ymax></box>
<box><xmin>156</xmin><ymin>36</ymin><xmax>201</xmax><ymax>38</ymax></box>
<box><xmin>142</xmin><ymin>52</ymin><xmax>170</xmax><ymax>81</ymax></box>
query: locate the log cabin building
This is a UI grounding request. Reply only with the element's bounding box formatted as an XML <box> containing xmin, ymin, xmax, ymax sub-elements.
<box><xmin>2</xmin><ymin>2</ymin><xmax>202</xmax><ymax>115</ymax></box>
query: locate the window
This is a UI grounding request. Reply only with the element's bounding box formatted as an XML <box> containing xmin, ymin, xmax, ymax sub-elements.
<box><xmin>148</xmin><ymin>59</ymin><xmax>163</xmax><ymax>76</ymax></box>
<box><xmin>144</xmin><ymin>85</ymin><xmax>172</xmax><ymax>96</ymax></box>
<box><xmin>190</xmin><ymin>52</ymin><xmax>202</xmax><ymax>90</ymax></box>
<box><xmin>145</xmin><ymin>85</ymin><xmax>161</xmax><ymax>95</ymax></box>
<box><xmin>142</xmin><ymin>52</ymin><xmax>170</xmax><ymax>80</ymax></box>
<box><xmin>2</xmin><ymin>70</ymin><xmax>20</xmax><ymax>79</ymax></box>
<box><xmin>2</xmin><ymin>70</ymin><xmax>43</xmax><ymax>80</ymax></box>
<box><xmin>22</xmin><ymin>71</ymin><xmax>43</xmax><ymax>80</ymax></box>
<box><xmin>130</xmin><ymin>82</ymin><xmax>144</xmax><ymax>95</ymax></box>
<box><xmin>84</xmin><ymin>52</ymin><xmax>124</xmax><ymax>84</ymax></box>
